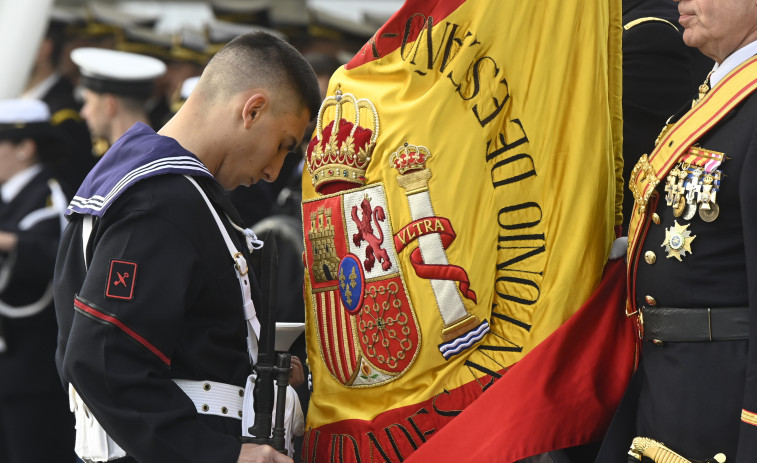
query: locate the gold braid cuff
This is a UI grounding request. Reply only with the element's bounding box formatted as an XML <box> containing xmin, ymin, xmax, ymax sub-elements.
<box><xmin>742</xmin><ymin>409</ymin><xmax>757</xmax><ymax>427</ymax></box>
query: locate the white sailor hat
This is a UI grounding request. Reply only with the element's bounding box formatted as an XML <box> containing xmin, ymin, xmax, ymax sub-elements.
<box><xmin>0</xmin><ymin>99</ymin><xmax>66</xmax><ymax>151</ymax></box>
<box><xmin>71</xmin><ymin>47</ymin><xmax>167</xmax><ymax>98</ymax></box>
<box><xmin>0</xmin><ymin>99</ymin><xmax>54</xmax><ymax>140</ymax></box>
<box><xmin>0</xmin><ymin>99</ymin><xmax>50</xmax><ymax>126</ymax></box>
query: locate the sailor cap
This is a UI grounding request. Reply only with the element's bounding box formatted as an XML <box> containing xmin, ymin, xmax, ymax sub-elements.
<box><xmin>71</xmin><ymin>47</ymin><xmax>167</xmax><ymax>98</ymax></box>
<box><xmin>0</xmin><ymin>99</ymin><xmax>50</xmax><ymax>125</ymax></box>
<box><xmin>0</xmin><ymin>99</ymin><xmax>65</xmax><ymax>146</ymax></box>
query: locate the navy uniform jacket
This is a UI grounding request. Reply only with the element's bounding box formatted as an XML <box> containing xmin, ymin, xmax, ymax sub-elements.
<box><xmin>42</xmin><ymin>75</ymin><xmax>96</xmax><ymax>189</ymax></box>
<box><xmin>621</xmin><ymin>0</ymin><xmax>713</xmax><ymax>231</ymax></box>
<box><xmin>54</xmin><ymin>124</ymin><xmax>265</xmax><ymax>463</ymax></box>
<box><xmin>599</xmin><ymin>88</ymin><xmax>757</xmax><ymax>461</ymax></box>
<box><xmin>632</xmin><ymin>90</ymin><xmax>757</xmax><ymax>461</ymax></box>
<box><xmin>0</xmin><ymin>166</ymin><xmax>66</xmax><ymax>396</ymax></box>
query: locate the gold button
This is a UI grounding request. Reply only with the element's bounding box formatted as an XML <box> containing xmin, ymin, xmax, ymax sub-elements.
<box><xmin>651</xmin><ymin>213</ymin><xmax>660</xmax><ymax>224</ymax></box>
<box><xmin>644</xmin><ymin>251</ymin><xmax>656</xmax><ymax>264</ymax></box>
<box><xmin>221</xmin><ymin>407</ymin><xmax>228</xmax><ymax>414</ymax></box>
<box><xmin>644</xmin><ymin>295</ymin><xmax>657</xmax><ymax>306</ymax></box>
<box><xmin>238</xmin><ymin>410</ymin><xmax>243</xmax><ymax>418</ymax></box>
<box><xmin>201</xmin><ymin>404</ymin><xmax>209</xmax><ymax>412</ymax></box>
<box><xmin>238</xmin><ymin>389</ymin><xmax>244</xmax><ymax>397</ymax></box>
<box><xmin>203</xmin><ymin>383</ymin><xmax>211</xmax><ymax>391</ymax></box>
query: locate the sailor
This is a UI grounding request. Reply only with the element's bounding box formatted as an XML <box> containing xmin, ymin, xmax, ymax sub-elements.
<box><xmin>55</xmin><ymin>31</ymin><xmax>321</xmax><ymax>463</ymax></box>
<box><xmin>71</xmin><ymin>47</ymin><xmax>166</xmax><ymax>148</ymax></box>
<box><xmin>0</xmin><ymin>99</ymin><xmax>74</xmax><ymax>463</ymax></box>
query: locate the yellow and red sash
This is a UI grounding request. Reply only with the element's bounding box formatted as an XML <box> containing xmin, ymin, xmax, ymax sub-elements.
<box><xmin>626</xmin><ymin>55</ymin><xmax>757</xmax><ymax>321</ymax></box>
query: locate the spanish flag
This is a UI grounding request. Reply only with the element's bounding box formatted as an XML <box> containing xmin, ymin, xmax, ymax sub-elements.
<box><xmin>301</xmin><ymin>0</ymin><xmax>633</xmax><ymax>460</ymax></box>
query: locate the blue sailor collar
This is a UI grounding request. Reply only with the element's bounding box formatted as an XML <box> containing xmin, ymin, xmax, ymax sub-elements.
<box><xmin>67</xmin><ymin>122</ymin><xmax>213</xmax><ymax>217</ymax></box>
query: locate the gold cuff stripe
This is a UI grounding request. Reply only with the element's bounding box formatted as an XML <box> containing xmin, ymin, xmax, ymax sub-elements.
<box><xmin>742</xmin><ymin>409</ymin><xmax>757</xmax><ymax>427</ymax></box>
<box><xmin>623</xmin><ymin>17</ymin><xmax>679</xmax><ymax>32</ymax></box>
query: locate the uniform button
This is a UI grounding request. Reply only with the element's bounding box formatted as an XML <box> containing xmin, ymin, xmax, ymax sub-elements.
<box><xmin>651</xmin><ymin>213</ymin><xmax>661</xmax><ymax>224</ymax></box>
<box><xmin>644</xmin><ymin>295</ymin><xmax>657</xmax><ymax>306</ymax></box>
<box><xmin>644</xmin><ymin>251</ymin><xmax>656</xmax><ymax>264</ymax></box>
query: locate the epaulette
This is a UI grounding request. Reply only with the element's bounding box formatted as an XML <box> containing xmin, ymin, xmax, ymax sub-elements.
<box><xmin>51</xmin><ymin>108</ymin><xmax>82</xmax><ymax>126</ymax></box>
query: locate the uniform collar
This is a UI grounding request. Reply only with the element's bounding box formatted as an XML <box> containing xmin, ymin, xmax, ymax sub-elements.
<box><xmin>710</xmin><ymin>40</ymin><xmax>757</xmax><ymax>88</ymax></box>
<box><xmin>1</xmin><ymin>164</ymin><xmax>43</xmax><ymax>203</ymax></box>
<box><xmin>22</xmin><ymin>73</ymin><xmax>62</xmax><ymax>101</ymax></box>
<box><xmin>67</xmin><ymin>122</ymin><xmax>213</xmax><ymax>217</ymax></box>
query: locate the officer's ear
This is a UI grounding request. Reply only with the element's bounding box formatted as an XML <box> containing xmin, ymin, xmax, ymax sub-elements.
<box><xmin>242</xmin><ymin>93</ymin><xmax>267</xmax><ymax>129</ymax></box>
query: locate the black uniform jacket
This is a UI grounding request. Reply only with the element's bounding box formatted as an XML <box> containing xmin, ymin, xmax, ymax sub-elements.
<box><xmin>54</xmin><ymin>126</ymin><xmax>264</xmax><ymax>463</ymax></box>
<box><xmin>601</xmin><ymin>88</ymin><xmax>757</xmax><ymax>461</ymax></box>
<box><xmin>0</xmin><ymin>166</ymin><xmax>66</xmax><ymax>396</ymax></box>
<box><xmin>621</xmin><ymin>0</ymin><xmax>713</xmax><ymax>231</ymax></box>
<box><xmin>42</xmin><ymin>74</ymin><xmax>95</xmax><ymax>189</ymax></box>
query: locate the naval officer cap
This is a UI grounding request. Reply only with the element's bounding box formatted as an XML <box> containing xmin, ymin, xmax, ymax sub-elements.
<box><xmin>0</xmin><ymin>99</ymin><xmax>68</xmax><ymax>160</ymax></box>
<box><xmin>71</xmin><ymin>47</ymin><xmax>167</xmax><ymax>99</ymax></box>
<box><xmin>0</xmin><ymin>99</ymin><xmax>53</xmax><ymax>140</ymax></box>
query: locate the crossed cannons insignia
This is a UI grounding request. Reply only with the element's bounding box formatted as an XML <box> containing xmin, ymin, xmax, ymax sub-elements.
<box><xmin>303</xmin><ymin>88</ymin><xmax>488</xmax><ymax>387</ymax></box>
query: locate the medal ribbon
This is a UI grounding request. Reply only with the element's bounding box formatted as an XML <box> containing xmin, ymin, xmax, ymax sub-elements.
<box><xmin>626</xmin><ymin>55</ymin><xmax>757</xmax><ymax>316</ymax></box>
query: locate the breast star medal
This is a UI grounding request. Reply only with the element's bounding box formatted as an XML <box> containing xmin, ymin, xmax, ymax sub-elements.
<box><xmin>661</xmin><ymin>221</ymin><xmax>696</xmax><ymax>261</ymax></box>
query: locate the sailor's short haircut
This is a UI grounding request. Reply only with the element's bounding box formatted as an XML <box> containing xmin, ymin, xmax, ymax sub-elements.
<box><xmin>201</xmin><ymin>32</ymin><xmax>321</xmax><ymax>119</ymax></box>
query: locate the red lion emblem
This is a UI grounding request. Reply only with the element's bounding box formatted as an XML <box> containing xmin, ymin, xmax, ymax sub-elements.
<box><xmin>351</xmin><ymin>197</ymin><xmax>392</xmax><ymax>272</ymax></box>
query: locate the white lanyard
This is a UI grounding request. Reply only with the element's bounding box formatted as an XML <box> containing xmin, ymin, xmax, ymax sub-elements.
<box><xmin>185</xmin><ymin>176</ymin><xmax>261</xmax><ymax>364</ymax></box>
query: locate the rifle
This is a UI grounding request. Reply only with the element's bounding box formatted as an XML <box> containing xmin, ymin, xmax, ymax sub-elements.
<box><xmin>241</xmin><ymin>232</ymin><xmax>292</xmax><ymax>454</ymax></box>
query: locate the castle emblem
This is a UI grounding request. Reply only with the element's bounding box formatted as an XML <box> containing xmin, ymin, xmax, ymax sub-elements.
<box><xmin>303</xmin><ymin>88</ymin><xmax>420</xmax><ymax>387</ymax></box>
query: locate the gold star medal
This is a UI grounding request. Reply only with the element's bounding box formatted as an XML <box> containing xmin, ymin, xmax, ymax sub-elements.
<box><xmin>661</xmin><ymin>221</ymin><xmax>696</xmax><ymax>261</ymax></box>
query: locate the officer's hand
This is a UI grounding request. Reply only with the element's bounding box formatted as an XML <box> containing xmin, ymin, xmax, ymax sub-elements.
<box><xmin>288</xmin><ymin>355</ymin><xmax>304</xmax><ymax>387</ymax></box>
<box><xmin>237</xmin><ymin>443</ymin><xmax>292</xmax><ymax>463</ymax></box>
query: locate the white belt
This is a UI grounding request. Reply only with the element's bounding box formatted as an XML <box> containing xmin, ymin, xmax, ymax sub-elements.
<box><xmin>173</xmin><ymin>379</ymin><xmax>245</xmax><ymax>420</ymax></box>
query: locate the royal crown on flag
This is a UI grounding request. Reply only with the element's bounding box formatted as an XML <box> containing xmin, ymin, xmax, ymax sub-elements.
<box><xmin>389</xmin><ymin>142</ymin><xmax>431</xmax><ymax>175</ymax></box>
<box><xmin>306</xmin><ymin>87</ymin><xmax>379</xmax><ymax>195</ymax></box>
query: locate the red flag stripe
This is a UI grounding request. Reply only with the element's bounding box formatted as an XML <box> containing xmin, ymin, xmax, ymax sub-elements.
<box><xmin>346</xmin><ymin>0</ymin><xmax>466</xmax><ymax>69</ymax></box>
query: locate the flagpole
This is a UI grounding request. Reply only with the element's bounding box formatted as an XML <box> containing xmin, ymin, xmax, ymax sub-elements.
<box><xmin>0</xmin><ymin>0</ymin><xmax>55</xmax><ymax>98</ymax></box>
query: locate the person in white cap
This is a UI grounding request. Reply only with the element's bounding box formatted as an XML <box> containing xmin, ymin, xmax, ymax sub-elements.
<box><xmin>71</xmin><ymin>47</ymin><xmax>166</xmax><ymax>146</ymax></box>
<box><xmin>54</xmin><ymin>32</ymin><xmax>321</xmax><ymax>463</ymax></box>
<box><xmin>0</xmin><ymin>99</ymin><xmax>73</xmax><ymax>463</ymax></box>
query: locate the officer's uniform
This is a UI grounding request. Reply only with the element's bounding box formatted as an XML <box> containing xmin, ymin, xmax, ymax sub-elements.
<box><xmin>54</xmin><ymin>123</ymin><xmax>268</xmax><ymax>462</ymax></box>
<box><xmin>621</xmin><ymin>0</ymin><xmax>713</xmax><ymax>232</ymax></box>
<box><xmin>598</xmin><ymin>42</ymin><xmax>757</xmax><ymax>462</ymax></box>
<box><xmin>0</xmin><ymin>100</ymin><xmax>75</xmax><ymax>462</ymax></box>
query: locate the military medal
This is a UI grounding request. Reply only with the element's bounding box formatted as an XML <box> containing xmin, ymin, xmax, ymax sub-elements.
<box><xmin>662</xmin><ymin>147</ymin><xmax>724</xmax><ymax>224</ymax></box>
<box><xmin>697</xmin><ymin>171</ymin><xmax>721</xmax><ymax>222</ymax></box>
<box><xmin>673</xmin><ymin>196</ymin><xmax>686</xmax><ymax>217</ymax></box>
<box><xmin>661</xmin><ymin>221</ymin><xmax>696</xmax><ymax>261</ymax></box>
